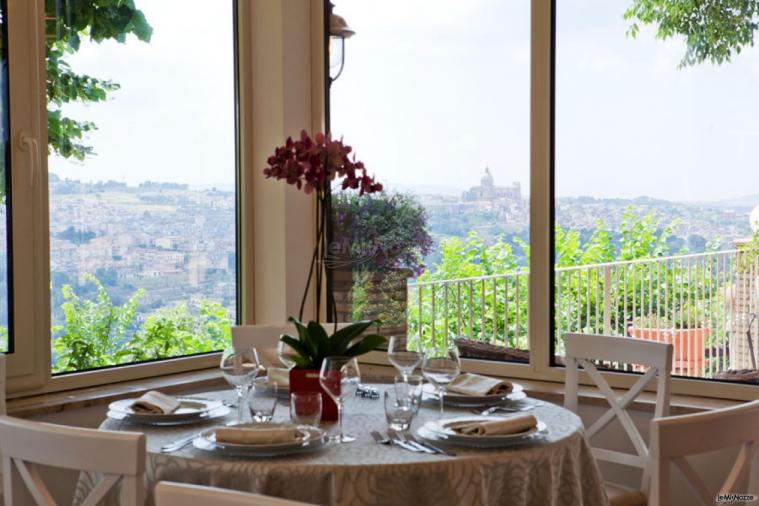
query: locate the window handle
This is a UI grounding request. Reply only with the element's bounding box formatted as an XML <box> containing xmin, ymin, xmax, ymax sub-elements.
<box><xmin>18</xmin><ymin>132</ymin><xmax>40</xmax><ymax>187</ymax></box>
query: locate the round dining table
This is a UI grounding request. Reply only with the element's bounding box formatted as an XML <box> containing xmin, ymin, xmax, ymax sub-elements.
<box><xmin>77</xmin><ymin>385</ymin><xmax>608</xmax><ymax>506</ymax></box>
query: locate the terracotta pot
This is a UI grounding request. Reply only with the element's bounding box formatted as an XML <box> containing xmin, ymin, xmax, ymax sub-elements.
<box><xmin>631</xmin><ymin>327</ymin><xmax>710</xmax><ymax>373</ymax></box>
<box><xmin>289</xmin><ymin>368</ymin><xmax>338</xmax><ymax>421</ymax></box>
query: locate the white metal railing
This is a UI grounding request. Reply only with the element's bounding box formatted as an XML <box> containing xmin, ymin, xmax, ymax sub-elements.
<box><xmin>408</xmin><ymin>249</ymin><xmax>759</xmax><ymax>379</ymax></box>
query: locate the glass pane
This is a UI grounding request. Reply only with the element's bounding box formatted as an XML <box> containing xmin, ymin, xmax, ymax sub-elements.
<box><xmin>0</xmin><ymin>0</ymin><xmax>10</xmax><ymax>353</ymax></box>
<box><xmin>555</xmin><ymin>0</ymin><xmax>759</xmax><ymax>382</ymax></box>
<box><xmin>329</xmin><ymin>1</ymin><xmax>530</xmax><ymax>362</ymax></box>
<box><xmin>46</xmin><ymin>0</ymin><xmax>237</xmax><ymax>373</ymax></box>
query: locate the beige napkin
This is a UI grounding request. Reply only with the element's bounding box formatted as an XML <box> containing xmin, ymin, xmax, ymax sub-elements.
<box><xmin>449</xmin><ymin>414</ymin><xmax>537</xmax><ymax>436</ymax></box>
<box><xmin>447</xmin><ymin>373</ymin><xmax>513</xmax><ymax>396</ymax></box>
<box><xmin>215</xmin><ymin>426</ymin><xmax>298</xmax><ymax>445</ymax></box>
<box><xmin>267</xmin><ymin>367</ymin><xmax>290</xmax><ymax>387</ymax></box>
<box><xmin>130</xmin><ymin>391</ymin><xmax>181</xmax><ymax>415</ymax></box>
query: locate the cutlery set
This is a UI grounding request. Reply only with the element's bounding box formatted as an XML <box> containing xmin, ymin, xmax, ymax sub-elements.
<box><xmin>371</xmin><ymin>430</ymin><xmax>455</xmax><ymax>456</ymax></box>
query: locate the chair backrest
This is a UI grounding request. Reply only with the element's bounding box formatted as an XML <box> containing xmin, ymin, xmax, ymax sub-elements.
<box><xmin>231</xmin><ymin>323</ymin><xmax>353</xmax><ymax>366</ymax></box>
<box><xmin>650</xmin><ymin>400</ymin><xmax>759</xmax><ymax>506</ymax></box>
<box><xmin>564</xmin><ymin>333</ymin><xmax>673</xmax><ymax>495</ymax></box>
<box><xmin>155</xmin><ymin>481</ymin><xmax>317</xmax><ymax>506</ymax></box>
<box><xmin>0</xmin><ymin>415</ymin><xmax>145</xmax><ymax>506</ymax></box>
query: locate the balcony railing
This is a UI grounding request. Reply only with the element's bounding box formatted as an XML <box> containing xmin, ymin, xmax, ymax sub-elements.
<box><xmin>407</xmin><ymin>249</ymin><xmax>759</xmax><ymax>379</ymax></box>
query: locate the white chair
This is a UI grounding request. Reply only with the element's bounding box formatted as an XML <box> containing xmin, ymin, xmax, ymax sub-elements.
<box><xmin>0</xmin><ymin>415</ymin><xmax>145</xmax><ymax>505</ymax></box>
<box><xmin>564</xmin><ymin>333</ymin><xmax>673</xmax><ymax>506</ymax></box>
<box><xmin>231</xmin><ymin>322</ymin><xmax>352</xmax><ymax>366</ymax></box>
<box><xmin>650</xmin><ymin>400</ymin><xmax>759</xmax><ymax>506</ymax></box>
<box><xmin>155</xmin><ymin>481</ymin><xmax>317</xmax><ymax>506</ymax></box>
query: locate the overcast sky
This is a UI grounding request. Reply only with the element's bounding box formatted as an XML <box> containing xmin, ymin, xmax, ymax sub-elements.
<box><xmin>52</xmin><ymin>0</ymin><xmax>757</xmax><ymax>203</ymax></box>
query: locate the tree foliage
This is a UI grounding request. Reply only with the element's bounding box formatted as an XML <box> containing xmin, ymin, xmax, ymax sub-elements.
<box><xmin>46</xmin><ymin>0</ymin><xmax>152</xmax><ymax>160</ymax></box>
<box><xmin>625</xmin><ymin>0</ymin><xmax>759</xmax><ymax>67</ymax></box>
<box><xmin>51</xmin><ymin>274</ymin><xmax>231</xmax><ymax>374</ymax></box>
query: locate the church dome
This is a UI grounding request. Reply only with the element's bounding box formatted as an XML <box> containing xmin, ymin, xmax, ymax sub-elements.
<box><xmin>481</xmin><ymin>167</ymin><xmax>494</xmax><ymax>187</ymax></box>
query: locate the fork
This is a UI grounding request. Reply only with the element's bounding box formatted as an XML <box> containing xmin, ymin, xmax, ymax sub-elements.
<box><xmin>477</xmin><ymin>404</ymin><xmax>536</xmax><ymax>416</ymax></box>
<box><xmin>160</xmin><ymin>433</ymin><xmax>198</xmax><ymax>453</ymax></box>
<box><xmin>389</xmin><ymin>429</ymin><xmax>434</xmax><ymax>454</ymax></box>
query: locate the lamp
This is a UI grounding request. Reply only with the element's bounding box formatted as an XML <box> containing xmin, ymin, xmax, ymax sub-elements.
<box><xmin>329</xmin><ymin>4</ymin><xmax>355</xmax><ymax>82</ymax></box>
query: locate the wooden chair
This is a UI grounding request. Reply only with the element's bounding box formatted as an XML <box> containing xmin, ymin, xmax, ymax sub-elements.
<box><xmin>650</xmin><ymin>400</ymin><xmax>759</xmax><ymax>506</ymax></box>
<box><xmin>231</xmin><ymin>322</ymin><xmax>352</xmax><ymax>366</ymax></box>
<box><xmin>155</xmin><ymin>481</ymin><xmax>317</xmax><ymax>506</ymax></box>
<box><xmin>0</xmin><ymin>415</ymin><xmax>145</xmax><ymax>505</ymax></box>
<box><xmin>564</xmin><ymin>333</ymin><xmax>673</xmax><ymax>506</ymax></box>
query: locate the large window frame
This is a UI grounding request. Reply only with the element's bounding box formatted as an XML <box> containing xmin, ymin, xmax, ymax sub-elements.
<box><xmin>345</xmin><ymin>0</ymin><xmax>758</xmax><ymax>401</ymax></box>
<box><xmin>1</xmin><ymin>0</ymin><xmax>330</xmax><ymax>397</ymax></box>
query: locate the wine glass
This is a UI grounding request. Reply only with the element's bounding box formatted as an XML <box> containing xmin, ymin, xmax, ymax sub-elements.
<box><xmin>387</xmin><ymin>336</ymin><xmax>422</xmax><ymax>381</ymax></box>
<box><xmin>319</xmin><ymin>356</ymin><xmax>360</xmax><ymax>443</ymax></box>
<box><xmin>277</xmin><ymin>339</ymin><xmax>299</xmax><ymax>370</ymax></box>
<box><xmin>421</xmin><ymin>344</ymin><xmax>461</xmax><ymax>418</ymax></box>
<box><xmin>220</xmin><ymin>346</ymin><xmax>261</xmax><ymax>424</ymax></box>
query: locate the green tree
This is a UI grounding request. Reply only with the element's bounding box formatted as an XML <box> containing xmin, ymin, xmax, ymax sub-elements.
<box><xmin>625</xmin><ymin>0</ymin><xmax>759</xmax><ymax>67</ymax></box>
<box><xmin>46</xmin><ymin>0</ymin><xmax>152</xmax><ymax>160</ymax></box>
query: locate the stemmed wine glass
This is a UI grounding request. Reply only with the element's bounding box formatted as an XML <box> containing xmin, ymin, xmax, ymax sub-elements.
<box><xmin>277</xmin><ymin>339</ymin><xmax>299</xmax><ymax>370</ymax></box>
<box><xmin>319</xmin><ymin>356</ymin><xmax>361</xmax><ymax>443</ymax></box>
<box><xmin>220</xmin><ymin>346</ymin><xmax>261</xmax><ymax>424</ymax></box>
<box><xmin>387</xmin><ymin>336</ymin><xmax>422</xmax><ymax>381</ymax></box>
<box><xmin>421</xmin><ymin>344</ymin><xmax>461</xmax><ymax>418</ymax></box>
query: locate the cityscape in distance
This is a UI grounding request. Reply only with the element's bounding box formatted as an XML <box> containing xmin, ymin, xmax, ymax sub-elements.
<box><xmin>0</xmin><ymin>168</ymin><xmax>753</xmax><ymax>330</ymax></box>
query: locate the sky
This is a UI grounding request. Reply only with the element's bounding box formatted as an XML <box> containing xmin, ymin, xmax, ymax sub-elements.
<box><xmin>331</xmin><ymin>0</ymin><xmax>759</xmax><ymax>203</ymax></box>
<box><xmin>50</xmin><ymin>0</ymin><xmax>236</xmax><ymax>188</ymax></box>
<box><xmin>49</xmin><ymin>0</ymin><xmax>758</xmax><ymax>203</ymax></box>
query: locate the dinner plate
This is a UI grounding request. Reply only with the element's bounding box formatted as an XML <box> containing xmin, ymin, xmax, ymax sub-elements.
<box><xmin>108</xmin><ymin>398</ymin><xmax>224</xmax><ymax>423</ymax></box>
<box><xmin>106</xmin><ymin>405</ymin><xmax>231</xmax><ymax>426</ymax></box>
<box><xmin>418</xmin><ymin>416</ymin><xmax>547</xmax><ymax>448</ymax></box>
<box><xmin>422</xmin><ymin>382</ymin><xmax>526</xmax><ymax>407</ymax></box>
<box><xmin>193</xmin><ymin>424</ymin><xmax>327</xmax><ymax>457</ymax></box>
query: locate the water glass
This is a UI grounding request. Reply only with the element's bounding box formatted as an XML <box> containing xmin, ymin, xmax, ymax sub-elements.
<box><xmin>388</xmin><ymin>336</ymin><xmax>423</xmax><ymax>380</ymax></box>
<box><xmin>393</xmin><ymin>374</ymin><xmax>424</xmax><ymax>413</ymax></box>
<box><xmin>220</xmin><ymin>346</ymin><xmax>261</xmax><ymax>424</ymax></box>
<box><xmin>248</xmin><ymin>378</ymin><xmax>278</xmax><ymax>422</ymax></box>
<box><xmin>319</xmin><ymin>356</ymin><xmax>361</xmax><ymax>443</ymax></box>
<box><xmin>421</xmin><ymin>344</ymin><xmax>461</xmax><ymax>418</ymax></box>
<box><xmin>290</xmin><ymin>391</ymin><xmax>322</xmax><ymax>426</ymax></box>
<box><xmin>384</xmin><ymin>389</ymin><xmax>415</xmax><ymax>431</ymax></box>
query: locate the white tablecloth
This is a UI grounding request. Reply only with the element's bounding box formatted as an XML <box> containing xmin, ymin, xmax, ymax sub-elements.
<box><xmin>78</xmin><ymin>387</ymin><xmax>608</xmax><ymax>506</ymax></box>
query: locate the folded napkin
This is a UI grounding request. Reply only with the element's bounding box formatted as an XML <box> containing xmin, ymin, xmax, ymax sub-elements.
<box><xmin>447</xmin><ymin>373</ymin><xmax>513</xmax><ymax>396</ymax></box>
<box><xmin>267</xmin><ymin>367</ymin><xmax>290</xmax><ymax>387</ymax></box>
<box><xmin>449</xmin><ymin>414</ymin><xmax>537</xmax><ymax>436</ymax></box>
<box><xmin>215</xmin><ymin>426</ymin><xmax>298</xmax><ymax>445</ymax></box>
<box><xmin>130</xmin><ymin>391</ymin><xmax>181</xmax><ymax>415</ymax></box>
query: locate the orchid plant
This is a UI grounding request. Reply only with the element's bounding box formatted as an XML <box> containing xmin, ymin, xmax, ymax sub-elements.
<box><xmin>263</xmin><ymin>130</ymin><xmax>383</xmax><ymax>322</ymax></box>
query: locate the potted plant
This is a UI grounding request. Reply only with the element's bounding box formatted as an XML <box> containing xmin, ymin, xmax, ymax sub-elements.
<box><xmin>263</xmin><ymin>131</ymin><xmax>386</xmax><ymax>420</ymax></box>
<box><xmin>630</xmin><ymin>305</ymin><xmax>710</xmax><ymax>373</ymax></box>
<box><xmin>330</xmin><ymin>192</ymin><xmax>433</xmax><ymax>337</ymax></box>
<box><xmin>280</xmin><ymin>317</ymin><xmax>384</xmax><ymax>420</ymax></box>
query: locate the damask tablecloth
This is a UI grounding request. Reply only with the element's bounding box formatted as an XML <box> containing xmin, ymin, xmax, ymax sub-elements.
<box><xmin>78</xmin><ymin>387</ymin><xmax>608</xmax><ymax>506</ymax></box>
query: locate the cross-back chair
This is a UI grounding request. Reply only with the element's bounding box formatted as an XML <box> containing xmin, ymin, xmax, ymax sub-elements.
<box><xmin>650</xmin><ymin>399</ymin><xmax>759</xmax><ymax>506</ymax></box>
<box><xmin>564</xmin><ymin>333</ymin><xmax>673</xmax><ymax>506</ymax></box>
<box><xmin>0</xmin><ymin>415</ymin><xmax>145</xmax><ymax>505</ymax></box>
<box><xmin>155</xmin><ymin>481</ymin><xmax>317</xmax><ymax>506</ymax></box>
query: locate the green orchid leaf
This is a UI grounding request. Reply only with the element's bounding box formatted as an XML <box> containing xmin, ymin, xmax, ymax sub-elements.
<box><xmin>279</xmin><ymin>335</ymin><xmax>311</xmax><ymax>363</ymax></box>
<box><xmin>307</xmin><ymin>320</ymin><xmax>330</xmax><ymax>364</ymax></box>
<box><xmin>332</xmin><ymin>320</ymin><xmax>378</xmax><ymax>354</ymax></box>
<box><xmin>343</xmin><ymin>334</ymin><xmax>386</xmax><ymax>357</ymax></box>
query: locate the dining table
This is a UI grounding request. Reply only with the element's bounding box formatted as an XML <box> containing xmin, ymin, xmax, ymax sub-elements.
<box><xmin>76</xmin><ymin>385</ymin><xmax>609</xmax><ymax>506</ymax></box>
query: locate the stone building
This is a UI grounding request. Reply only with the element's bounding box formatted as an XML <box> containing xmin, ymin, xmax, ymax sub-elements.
<box><xmin>462</xmin><ymin>167</ymin><xmax>522</xmax><ymax>203</ymax></box>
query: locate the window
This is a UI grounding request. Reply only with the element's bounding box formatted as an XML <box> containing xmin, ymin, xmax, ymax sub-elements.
<box><xmin>329</xmin><ymin>0</ymin><xmax>531</xmax><ymax>363</ymax></box>
<box><xmin>0</xmin><ymin>0</ymin><xmax>10</xmax><ymax>353</ymax></box>
<box><xmin>45</xmin><ymin>0</ymin><xmax>238</xmax><ymax>374</ymax></box>
<box><xmin>554</xmin><ymin>0</ymin><xmax>759</xmax><ymax>385</ymax></box>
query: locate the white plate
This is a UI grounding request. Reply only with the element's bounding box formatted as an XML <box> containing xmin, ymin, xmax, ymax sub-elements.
<box><xmin>108</xmin><ymin>398</ymin><xmax>224</xmax><ymax>422</ymax></box>
<box><xmin>194</xmin><ymin>424</ymin><xmax>327</xmax><ymax>457</ymax></box>
<box><xmin>106</xmin><ymin>405</ymin><xmax>231</xmax><ymax>426</ymax></box>
<box><xmin>422</xmin><ymin>383</ymin><xmax>526</xmax><ymax>407</ymax></box>
<box><xmin>417</xmin><ymin>415</ymin><xmax>547</xmax><ymax>448</ymax></box>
